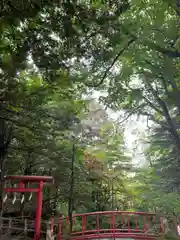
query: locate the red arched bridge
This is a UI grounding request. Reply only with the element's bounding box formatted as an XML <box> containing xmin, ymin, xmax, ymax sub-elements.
<box><xmin>1</xmin><ymin>175</ymin><xmax>178</xmax><ymax>239</ymax></box>
<box><xmin>48</xmin><ymin>211</ymin><xmax>178</xmax><ymax>240</ymax></box>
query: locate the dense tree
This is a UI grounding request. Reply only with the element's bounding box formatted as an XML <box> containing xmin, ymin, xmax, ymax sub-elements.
<box><xmin>95</xmin><ymin>0</ymin><xmax>180</xmax><ymax>194</ymax></box>
<box><xmin>0</xmin><ymin>0</ymin><xmax>180</xmax><ymax>238</ymax></box>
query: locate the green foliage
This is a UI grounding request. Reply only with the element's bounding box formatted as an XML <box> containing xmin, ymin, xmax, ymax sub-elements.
<box><xmin>0</xmin><ymin>0</ymin><xmax>180</xmax><ymax>232</ymax></box>
<box><xmin>91</xmin><ymin>0</ymin><xmax>180</xmax><ymax>212</ymax></box>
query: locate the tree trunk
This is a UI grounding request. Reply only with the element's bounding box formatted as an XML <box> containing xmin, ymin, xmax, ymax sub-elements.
<box><xmin>68</xmin><ymin>142</ymin><xmax>75</xmax><ymax>234</ymax></box>
<box><xmin>111</xmin><ymin>180</ymin><xmax>114</xmax><ymax>210</ymax></box>
<box><xmin>145</xmin><ymin>77</ymin><xmax>180</xmax><ymax>152</ymax></box>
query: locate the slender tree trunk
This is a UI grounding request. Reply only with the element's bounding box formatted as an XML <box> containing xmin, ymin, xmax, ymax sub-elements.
<box><xmin>68</xmin><ymin>142</ymin><xmax>75</xmax><ymax>234</ymax></box>
<box><xmin>111</xmin><ymin>180</ymin><xmax>114</xmax><ymax>210</ymax></box>
<box><xmin>145</xmin><ymin>78</ymin><xmax>180</xmax><ymax>151</ymax></box>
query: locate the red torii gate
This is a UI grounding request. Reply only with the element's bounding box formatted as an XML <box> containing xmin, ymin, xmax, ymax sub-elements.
<box><xmin>3</xmin><ymin>175</ymin><xmax>54</xmax><ymax>240</ymax></box>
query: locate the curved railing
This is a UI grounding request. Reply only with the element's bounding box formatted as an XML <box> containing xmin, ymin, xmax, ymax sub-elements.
<box><xmin>51</xmin><ymin>211</ymin><xmax>177</xmax><ymax>240</ymax></box>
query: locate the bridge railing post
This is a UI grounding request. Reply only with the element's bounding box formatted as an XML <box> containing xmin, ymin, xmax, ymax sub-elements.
<box><xmin>96</xmin><ymin>214</ymin><xmax>99</xmax><ymax>234</ymax></box>
<box><xmin>82</xmin><ymin>215</ymin><xmax>86</xmax><ymax>236</ymax></box>
<box><xmin>57</xmin><ymin>216</ymin><xmax>62</xmax><ymax>240</ymax></box>
<box><xmin>46</xmin><ymin>218</ymin><xmax>54</xmax><ymax>240</ymax></box>
<box><xmin>143</xmin><ymin>215</ymin><xmax>147</xmax><ymax>232</ymax></box>
<box><xmin>147</xmin><ymin>215</ymin><xmax>151</xmax><ymax>231</ymax></box>
<box><xmin>160</xmin><ymin>217</ymin><xmax>165</xmax><ymax>233</ymax></box>
<box><xmin>134</xmin><ymin>215</ymin><xmax>139</xmax><ymax>231</ymax></box>
<box><xmin>127</xmin><ymin>215</ymin><xmax>130</xmax><ymax>233</ymax></box>
<box><xmin>110</xmin><ymin>213</ymin><xmax>115</xmax><ymax>240</ymax></box>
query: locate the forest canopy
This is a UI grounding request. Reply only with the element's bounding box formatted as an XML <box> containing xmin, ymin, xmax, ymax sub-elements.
<box><xmin>0</xmin><ymin>0</ymin><xmax>180</xmax><ymax>228</ymax></box>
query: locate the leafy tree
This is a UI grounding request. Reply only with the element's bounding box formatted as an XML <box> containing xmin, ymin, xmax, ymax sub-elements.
<box><xmin>0</xmin><ymin>73</ymin><xmax>85</xmax><ymax>215</ymax></box>
<box><xmin>1</xmin><ymin>1</ymin><xmax>180</xmax><ymax>237</ymax></box>
<box><xmin>94</xmin><ymin>0</ymin><xmax>180</xmax><ymax>195</ymax></box>
<box><xmin>83</xmin><ymin>102</ymin><xmax>132</xmax><ymax>212</ymax></box>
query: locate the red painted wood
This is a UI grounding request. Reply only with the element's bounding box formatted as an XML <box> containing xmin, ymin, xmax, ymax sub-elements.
<box><xmin>58</xmin><ymin>217</ymin><xmax>62</xmax><ymax>240</ymax></box>
<box><xmin>71</xmin><ymin>229</ymin><xmax>146</xmax><ymax>235</ymax></box>
<box><xmin>34</xmin><ymin>181</ymin><xmax>43</xmax><ymax>240</ymax></box>
<box><xmin>73</xmin><ymin>211</ymin><xmax>156</xmax><ymax>217</ymax></box>
<box><xmin>160</xmin><ymin>217</ymin><xmax>165</xmax><ymax>233</ymax></box>
<box><xmin>82</xmin><ymin>215</ymin><xmax>86</xmax><ymax>234</ymax></box>
<box><xmin>56</xmin><ymin>211</ymin><xmax>165</xmax><ymax>240</ymax></box>
<box><xmin>4</xmin><ymin>188</ymin><xmax>40</xmax><ymax>193</ymax></box>
<box><xmin>4</xmin><ymin>175</ymin><xmax>54</xmax><ymax>182</ymax></box>
<box><xmin>134</xmin><ymin>215</ymin><xmax>138</xmax><ymax>230</ymax></box>
<box><xmin>143</xmin><ymin>215</ymin><xmax>147</xmax><ymax>232</ymax></box>
<box><xmin>96</xmin><ymin>214</ymin><xmax>100</xmax><ymax>233</ymax></box>
<box><xmin>50</xmin><ymin>217</ymin><xmax>54</xmax><ymax>237</ymax></box>
<box><xmin>3</xmin><ymin>175</ymin><xmax>54</xmax><ymax>240</ymax></box>
<box><xmin>70</xmin><ymin>232</ymin><xmax>157</xmax><ymax>240</ymax></box>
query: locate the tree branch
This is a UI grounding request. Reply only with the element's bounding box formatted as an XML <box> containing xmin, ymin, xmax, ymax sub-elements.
<box><xmin>117</xmin><ymin>104</ymin><xmax>146</xmax><ymax>125</ymax></box>
<box><xmin>86</xmin><ymin>38</ymin><xmax>135</xmax><ymax>87</ymax></box>
<box><xmin>143</xmin><ymin>76</ymin><xmax>180</xmax><ymax>150</ymax></box>
<box><xmin>144</xmin><ymin>41</ymin><xmax>180</xmax><ymax>58</ymax></box>
<box><xmin>143</xmin><ymin>96</ymin><xmax>163</xmax><ymax>115</ymax></box>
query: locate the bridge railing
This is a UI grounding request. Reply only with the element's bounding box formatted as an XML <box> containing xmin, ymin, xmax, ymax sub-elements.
<box><xmin>51</xmin><ymin>211</ymin><xmax>171</xmax><ymax>240</ymax></box>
